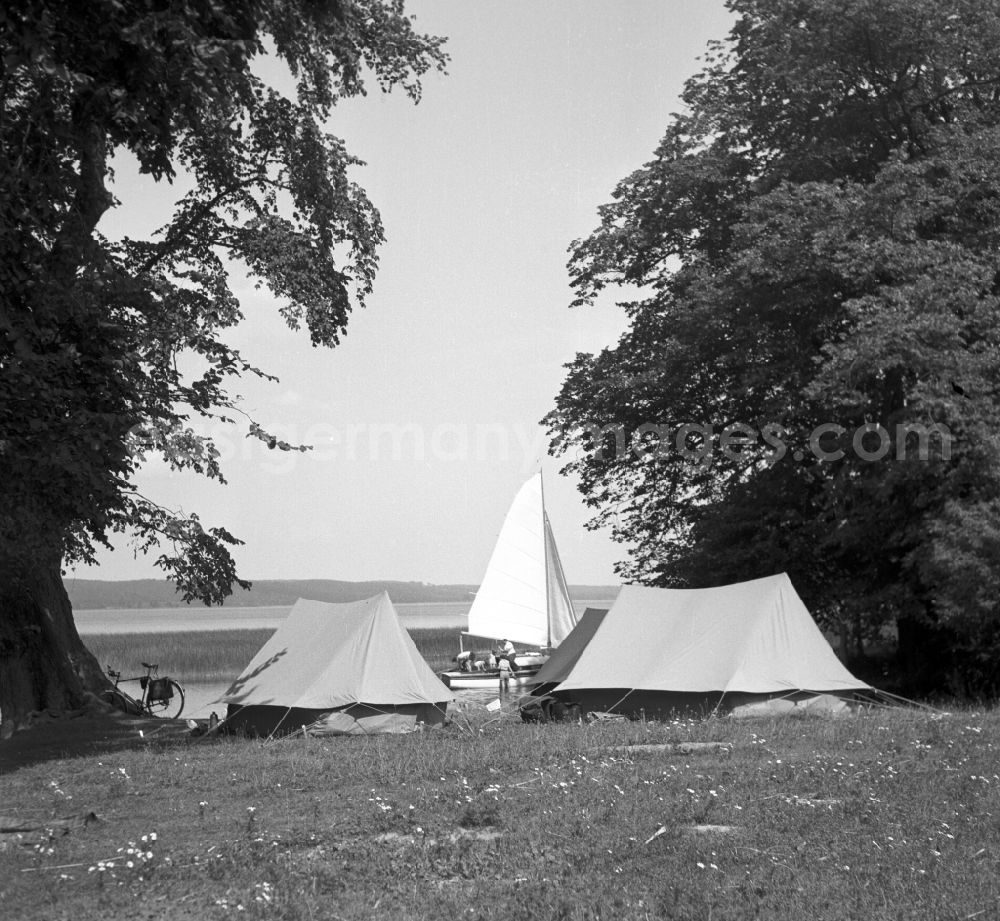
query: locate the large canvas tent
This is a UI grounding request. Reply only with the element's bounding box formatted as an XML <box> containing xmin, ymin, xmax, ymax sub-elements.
<box><xmin>547</xmin><ymin>574</ymin><xmax>877</xmax><ymax>718</ymax></box>
<box><xmin>220</xmin><ymin>593</ymin><xmax>453</xmax><ymax>736</ymax></box>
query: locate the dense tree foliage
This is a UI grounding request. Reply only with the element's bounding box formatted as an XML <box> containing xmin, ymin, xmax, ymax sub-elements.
<box><xmin>0</xmin><ymin>0</ymin><xmax>446</xmax><ymax>730</ymax></box>
<box><xmin>547</xmin><ymin>0</ymin><xmax>1000</xmax><ymax>694</ymax></box>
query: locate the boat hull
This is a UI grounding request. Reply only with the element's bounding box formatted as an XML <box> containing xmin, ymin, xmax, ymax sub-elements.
<box><xmin>439</xmin><ymin>665</ymin><xmax>542</xmax><ymax>690</ymax></box>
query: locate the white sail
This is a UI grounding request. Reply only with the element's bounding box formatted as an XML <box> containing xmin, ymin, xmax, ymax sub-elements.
<box><xmin>544</xmin><ymin>512</ymin><xmax>577</xmax><ymax>646</ymax></box>
<box><xmin>466</xmin><ymin>473</ymin><xmax>578</xmax><ymax>648</ymax></box>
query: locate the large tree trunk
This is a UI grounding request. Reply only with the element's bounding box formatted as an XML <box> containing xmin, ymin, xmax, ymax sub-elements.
<box><xmin>0</xmin><ymin>552</ymin><xmax>108</xmax><ymax>737</ymax></box>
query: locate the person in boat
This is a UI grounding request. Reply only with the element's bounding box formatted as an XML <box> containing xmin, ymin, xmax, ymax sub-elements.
<box><xmin>497</xmin><ymin>638</ymin><xmax>515</xmax><ymax>663</ymax></box>
<box><xmin>485</xmin><ymin>650</ymin><xmax>497</xmax><ymax>670</ymax></box>
<box><xmin>455</xmin><ymin>650</ymin><xmax>473</xmax><ymax>673</ymax></box>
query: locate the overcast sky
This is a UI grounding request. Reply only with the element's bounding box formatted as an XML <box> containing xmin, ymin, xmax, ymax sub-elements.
<box><xmin>76</xmin><ymin>1</ymin><xmax>735</xmax><ymax>588</ymax></box>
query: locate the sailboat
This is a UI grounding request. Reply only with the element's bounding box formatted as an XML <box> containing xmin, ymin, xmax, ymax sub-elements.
<box><xmin>439</xmin><ymin>472</ymin><xmax>579</xmax><ymax>690</ymax></box>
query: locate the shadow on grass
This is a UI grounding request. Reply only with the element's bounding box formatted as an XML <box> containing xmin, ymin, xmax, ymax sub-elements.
<box><xmin>0</xmin><ymin>710</ymin><xmax>192</xmax><ymax>774</ymax></box>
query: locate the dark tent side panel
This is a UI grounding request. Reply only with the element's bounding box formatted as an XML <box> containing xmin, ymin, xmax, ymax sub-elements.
<box><xmin>552</xmin><ymin>688</ymin><xmax>874</xmax><ymax>720</ymax></box>
<box><xmin>225</xmin><ymin>701</ymin><xmax>449</xmax><ymax>737</ymax></box>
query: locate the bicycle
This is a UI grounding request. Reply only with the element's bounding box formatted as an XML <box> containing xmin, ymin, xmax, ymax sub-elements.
<box><xmin>101</xmin><ymin>662</ymin><xmax>185</xmax><ymax>720</ymax></box>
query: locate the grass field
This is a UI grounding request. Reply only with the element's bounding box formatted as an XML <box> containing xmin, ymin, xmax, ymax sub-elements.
<box><xmin>1</xmin><ymin>704</ymin><xmax>998</xmax><ymax>919</ymax></box>
<box><xmin>83</xmin><ymin>627</ymin><xmax>460</xmax><ymax>683</ymax></box>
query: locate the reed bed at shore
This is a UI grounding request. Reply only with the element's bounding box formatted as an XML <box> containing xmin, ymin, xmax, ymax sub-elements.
<box><xmin>409</xmin><ymin>627</ymin><xmax>462</xmax><ymax>672</ymax></box>
<box><xmin>83</xmin><ymin>627</ymin><xmax>461</xmax><ymax>683</ymax></box>
<box><xmin>2</xmin><ymin>704</ymin><xmax>997</xmax><ymax>919</ymax></box>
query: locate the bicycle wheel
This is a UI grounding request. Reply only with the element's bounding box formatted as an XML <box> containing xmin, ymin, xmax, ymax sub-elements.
<box><xmin>145</xmin><ymin>680</ymin><xmax>185</xmax><ymax>720</ymax></box>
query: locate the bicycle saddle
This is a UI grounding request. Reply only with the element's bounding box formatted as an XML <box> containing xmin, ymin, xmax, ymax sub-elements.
<box><xmin>142</xmin><ymin>662</ymin><xmax>157</xmax><ymax>670</ymax></box>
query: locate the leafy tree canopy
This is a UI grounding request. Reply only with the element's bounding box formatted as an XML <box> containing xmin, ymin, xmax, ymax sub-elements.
<box><xmin>0</xmin><ymin>0</ymin><xmax>446</xmax><ymax>728</ymax></box>
<box><xmin>1</xmin><ymin>0</ymin><xmax>446</xmax><ymax>598</ymax></box>
<box><xmin>547</xmin><ymin>0</ymin><xmax>1000</xmax><ymax>693</ymax></box>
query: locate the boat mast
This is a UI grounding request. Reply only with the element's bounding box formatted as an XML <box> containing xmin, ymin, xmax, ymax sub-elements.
<box><xmin>541</xmin><ymin>468</ymin><xmax>551</xmax><ymax>649</ymax></box>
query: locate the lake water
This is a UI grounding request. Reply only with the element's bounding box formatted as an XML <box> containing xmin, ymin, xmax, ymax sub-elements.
<box><xmin>74</xmin><ymin>600</ymin><xmax>609</xmax><ymax>635</ymax></box>
<box><xmin>75</xmin><ymin>602</ymin><xmax>473</xmax><ymax>634</ymax></box>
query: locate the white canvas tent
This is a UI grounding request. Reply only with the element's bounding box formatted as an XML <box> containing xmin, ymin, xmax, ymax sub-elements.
<box><xmin>548</xmin><ymin>574</ymin><xmax>878</xmax><ymax>717</ymax></box>
<box><xmin>220</xmin><ymin>593</ymin><xmax>453</xmax><ymax>736</ymax></box>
